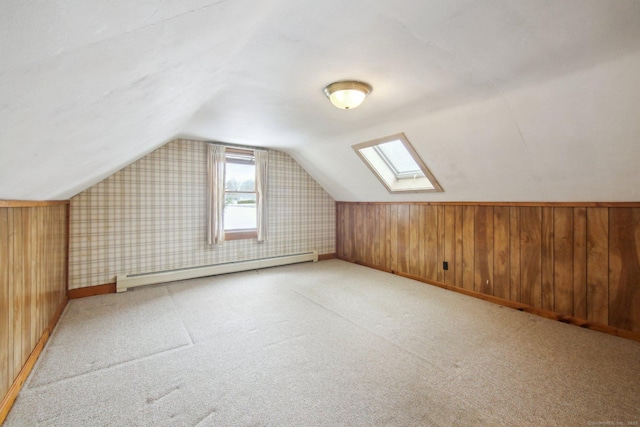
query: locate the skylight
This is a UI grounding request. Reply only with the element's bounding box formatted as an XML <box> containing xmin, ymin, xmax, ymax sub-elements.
<box><xmin>352</xmin><ymin>133</ymin><xmax>442</xmax><ymax>193</ymax></box>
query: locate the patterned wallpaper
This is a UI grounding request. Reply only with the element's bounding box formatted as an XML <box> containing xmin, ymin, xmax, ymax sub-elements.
<box><xmin>69</xmin><ymin>139</ymin><xmax>336</xmax><ymax>289</ymax></box>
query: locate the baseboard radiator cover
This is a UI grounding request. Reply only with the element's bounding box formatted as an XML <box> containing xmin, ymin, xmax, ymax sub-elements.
<box><xmin>116</xmin><ymin>251</ymin><xmax>318</xmax><ymax>292</ymax></box>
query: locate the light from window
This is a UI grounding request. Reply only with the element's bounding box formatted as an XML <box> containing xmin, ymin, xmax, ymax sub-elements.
<box><xmin>352</xmin><ymin>133</ymin><xmax>443</xmax><ymax>193</ymax></box>
<box><xmin>224</xmin><ymin>151</ymin><xmax>257</xmax><ymax>231</ymax></box>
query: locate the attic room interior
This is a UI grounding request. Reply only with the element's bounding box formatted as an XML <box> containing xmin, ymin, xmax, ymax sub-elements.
<box><xmin>1</xmin><ymin>0</ymin><xmax>640</xmax><ymax>425</ymax></box>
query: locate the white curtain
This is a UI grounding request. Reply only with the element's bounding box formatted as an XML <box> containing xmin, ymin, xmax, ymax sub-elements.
<box><xmin>254</xmin><ymin>149</ymin><xmax>268</xmax><ymax>242</ymax></box>
<box><xmin>207</xmin><ymin>144</ymin><xmax>226</xmax><ymax>245</ymax></box>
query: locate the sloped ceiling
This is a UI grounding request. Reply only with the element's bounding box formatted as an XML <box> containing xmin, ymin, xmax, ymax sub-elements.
<box><xmin>1</xmin><ymin>0</ymin><xmax>640</xmax><ymax>201</ymax></box>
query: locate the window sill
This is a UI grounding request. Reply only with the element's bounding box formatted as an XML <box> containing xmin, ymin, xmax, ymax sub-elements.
<box><xmin>225</xmin><ymin>230</ymin><xmax>258</xmax><ymax>241</ymax></box>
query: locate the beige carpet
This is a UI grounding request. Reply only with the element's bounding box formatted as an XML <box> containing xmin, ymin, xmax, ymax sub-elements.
<box><xmin>5</xmin><ymin>260</ymin><xmax>640</xmax><ymax>426</ymax></box>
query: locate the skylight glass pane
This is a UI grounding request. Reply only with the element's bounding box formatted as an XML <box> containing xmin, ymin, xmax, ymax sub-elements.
<box><xmin>375</xmin><ymin>140</ymin><xmax>424</xmax><ymax>176</ymax></box>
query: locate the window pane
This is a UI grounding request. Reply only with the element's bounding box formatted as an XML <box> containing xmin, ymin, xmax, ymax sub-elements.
<box><xmin>224</xmin><ymin>193</ymin><xmax>256</xmax><ymax>230</ymax></box>
<box><xmin>376</xmin><ymin>139</ymin><xmax>423</xmax><ymax>176</ymax></box>
<box><xmin>225</xmin><ymin>162</ymin><xmax>255</xmax><ymax>191</ymax></box>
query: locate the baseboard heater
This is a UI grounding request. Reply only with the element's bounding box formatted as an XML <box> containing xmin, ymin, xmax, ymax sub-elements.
<box><xmin>116</xmin><ymin>251</ymin><xmax>318</xmax><ymax>292</ymax></box>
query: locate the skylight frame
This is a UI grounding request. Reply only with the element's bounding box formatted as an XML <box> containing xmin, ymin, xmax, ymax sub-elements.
<box><xmin>352</xmin><ymin>133</ymin><xmax>443</xmax><ymax>194</ymax></box>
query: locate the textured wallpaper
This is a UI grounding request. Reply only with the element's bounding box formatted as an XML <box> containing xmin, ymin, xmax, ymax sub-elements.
<box><xmin>69</xmin><ymin>139</ymin><xmax>335</xmax><ymax>289</ymax></box>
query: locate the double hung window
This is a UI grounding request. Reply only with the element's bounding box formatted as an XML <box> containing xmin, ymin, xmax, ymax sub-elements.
<box><xmin>207</xmin><ymin>144</ymin><xmax>268</xmax><ymax>245</ymax></box>
<box><xmin>224</xmin><ymin>149</ymin><xmax>257</xmax><ymax>240</ymax></box>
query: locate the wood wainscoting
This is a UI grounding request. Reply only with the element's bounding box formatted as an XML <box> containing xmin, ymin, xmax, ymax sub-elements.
<box><xmin>0</xmin><ymin>201</ymin><xmax>69</xmax><ymax>423</ymax></box>
<box><xmin>336</xmin><ymin>202</ymin><xmax>640</xmax><ymax>338</ymax></box>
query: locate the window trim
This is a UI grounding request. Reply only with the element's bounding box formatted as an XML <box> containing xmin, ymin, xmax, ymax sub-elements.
<box><xmin>224</xmin><ymin>148</ymin><xmax>258</xmax><ymax>239</ymax></box>
<box><xmin>352</xmin><ymin>133</ymin><xmax>443</xmax><ymax>193</ymax></box>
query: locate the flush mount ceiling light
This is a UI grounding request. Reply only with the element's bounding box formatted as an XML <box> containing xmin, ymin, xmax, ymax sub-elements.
<box><xmin>323</xmin><ymin>81</ymin><xmax>372</xmax><ymax>110</ymax></box>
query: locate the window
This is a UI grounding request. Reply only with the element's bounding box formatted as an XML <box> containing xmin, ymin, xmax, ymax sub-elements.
<box><xmin>224</xmin><ymin>148</ymin><xmax>258</xmax><ymax>240</ymax></box>
<box><xmin>352</xmin><ymin>133</ymin><xmax>443</xmax><ymax>193</ymax></box>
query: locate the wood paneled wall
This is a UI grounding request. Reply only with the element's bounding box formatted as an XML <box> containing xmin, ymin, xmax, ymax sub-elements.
<box><xmin>336</xmin><ymin>202</ymin><xmax>640</xmax><ymax>335</ymax></box>
<box><xmin>0</xmin><ymin>202</ymin><xmax>69</xmax><ymax>422</ymax></box>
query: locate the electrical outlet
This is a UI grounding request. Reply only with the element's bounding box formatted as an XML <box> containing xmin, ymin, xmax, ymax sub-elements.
<box><xmin>443</xmin><ymin>261</ymin><xmax>448</xmax><ymax>270</ymax></box>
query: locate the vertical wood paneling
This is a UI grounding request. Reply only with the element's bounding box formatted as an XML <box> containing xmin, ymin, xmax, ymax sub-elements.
<box><xmin>365</xmin><ymin>205</ymin><xmax>379</xmax><ymax>265</ymax></box>
<box><xmin>335</xmin><ymin>202</ymin><xmax>640</xmax><ymax>336</ymax></box>
<box><xmin>573</xmin><ymin>207</ymin><xmax>588</xmax><ymax>319</ymax></box>
<box><xmin>462</xmin><ymin>206</ymin><xmax>475</xmax><ymax>291</ymax></box>
<box><xmin>34</xmin><ymin>209</ymin><xmax>43</xmax><ymax>341</ymax></box>
<box><xmin>354</xmin><ymin>205</ymin><xmax>364</xmax><ymax>262</ymax></box>
<box><xmin>454</xmin><ymin>206</ymin><xmax>464</xmax><ymax>287</ymax></box>
<box><xmin>389</xmin><ymin>205</ymin><xmax>398</xmax><ymax>272</ymax></box>
<box><xmin>0</xmin><ymin>204</ymin><xmax>68</xmax><ymax>409</ymax></box>
<box><xmin>409</xmin><ymin>205</ymin><xmax>421</xmax><ymax>277</ymax></box>
<box><xmin>397</xmin><ymin>205</ymin><xmax>410</xmax><ymax>274</ymax></box>
<box><xmin>372</xmin><ymin>205</ymin><xmax>381</xmax><ymax>266</ymax></box>
<box><xmin>7</xmin><ymin>209</ymin><xmax>15</xmax><ymax>387</ymax></box>
<box><xmin>336</xmin><ymin>204</ymin><xmax>344</xmax><ymax>257</ymax></box>
<box><xmin>423</xmin><ymin>206</ymin><xmax>438</xmax><ymax>281</ymax></box>
<box><xmin>365</xmin><ymin>205</ymin><xmax>375</xmax><ymax>265</ymax></box>
<box><xmin>0</xmin><ymin>209</ymin><xmax>9</xmax><ymax>394</ymax></box>
<box><xmin>25</xmin><ymin>209</ymin><xmax>35</xmax><ymax>361</ymax></box>
<box><xmin>418</xmin><ymin>206</ymin><xmax>426</xmax><ymax>278</ymax></box>
<box><xmin>437</xmin><ymin>206</ymin><xmax>445</xmax><ymax>282</ymax></box>
<box><xmin>337</xmin><ymin>204</ymin><xmax>344</xmax><ymax>257</ymax></box>
<box><xmin>348</xmin><ymin>204</ymin><xmax>356</xmax><ymax>260</ymax></box>
<box><xmin>364</xmin><ymin>205</ymin><xmax>371</xmax><ymax>264</ymax></box>
<box><xmin>357</xmin><ymin>205</ymin><xmax>366</xmax><ymax>262</ymax></box>
<box><xmin>379</xmin><ymin>205</ymin><xmax>389</xmax><ymax>271</ymax></box>
<box><xmin>541</xmin><ymin>207</ymin><xmax>554</xmax><ymax>311</ymax></box>
<box><xmin>348</xmin><ymin>205</ymin><xmax>356</xmax><ymax>260</ymax></box>
<box><xmin>554</xmin><ymin>208</ymin><xmax>574</xmax><ymax>315</ymax></box>
<box><xmin>39</xmin><ymin>208</ymin><xmax>48</xmax><ymax>333</ymax></box>
<box><xmin>520</xmin><ymin>207</ymin><xmax>542</xmax><ymax>308</ymax></box>
<box><xmin>443</xmin><ymin>206</ymin><xmax>456</xmax><ymax>285</ymax></box>
<box><xmin>340</xmin><ymin>203</ymin><xmax>349</xmax><ymax>258</ymax></box>
<box><xmin>474</xmin><ymin>206</ymin><xmax>493</xmax><ymax>294</ymax></box>
<box><xmin>608</xmin><ymin>208</ymin><xmax>640</xmax><ymax>333</ymax></box>
<box><xmin>493</xmin><ymin>207</ymin><xmax>510</xmax><ymax>299</ymax></box>
<box><xmin>337</xmin><ymin>204</ymin><xmax>347</xmax><ymax>258</ymax></box>
<box><xmin>12</xmin><ymin>209</ymin><xmax>23</xmax><ymax>379</ymax></box>
<box><xmin>337</xmin><ymin>204</ymin><xmax>344</xmax><ymax>258</ymax></box>
<box><xmin>586</xmin><ymin>208</ymin><xmax>609</xmax><ymax>325</ymax></box>
<box><xmin>509</xmin><ymin>207</ymin><xmax>521</xmax><ymax>302</ymax></box>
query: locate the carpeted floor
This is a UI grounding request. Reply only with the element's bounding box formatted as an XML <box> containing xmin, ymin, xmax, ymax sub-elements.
<box><xmin>5</xmin><ymin>260</ymin><xmax>640</xmax><ymax>426</ymax></box>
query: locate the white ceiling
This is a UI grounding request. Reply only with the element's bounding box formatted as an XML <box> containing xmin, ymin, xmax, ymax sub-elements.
<box><xmin>2</xmin><ymin>0</ymin><xmax>640</xmax><ymax>201</ymax></box>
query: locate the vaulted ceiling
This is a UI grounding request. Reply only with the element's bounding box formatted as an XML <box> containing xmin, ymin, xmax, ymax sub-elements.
<box><xmin>2</xmin><ymin>0</ymin><xmax>640</xmax><ymax>201</ymax></box>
